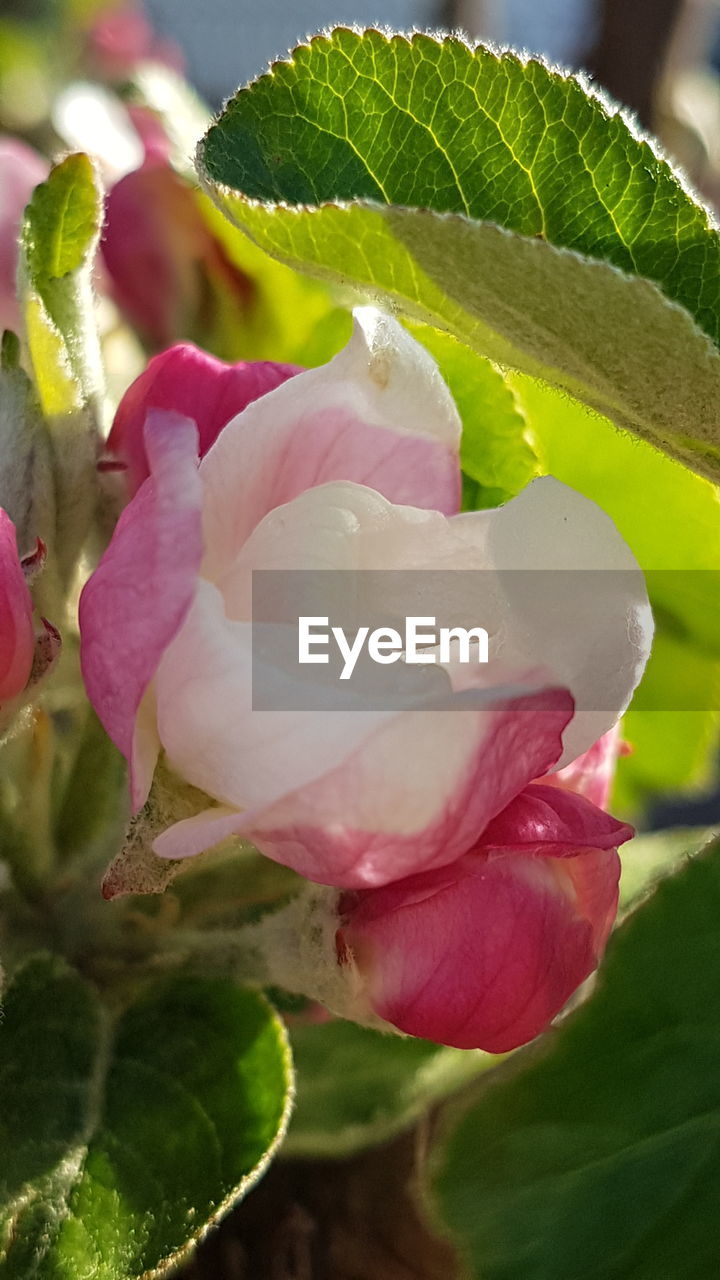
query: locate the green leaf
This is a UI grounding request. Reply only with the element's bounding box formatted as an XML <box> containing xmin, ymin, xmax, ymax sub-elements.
<box><xmin>619</xmin><ymin>826</ymin><xmax>714</xmax><ymax>913</ymax></box>
<box><xmin>19</xmin><ymin>153</ymin><xmax>105</xmax><ymax>578</ymax></box>
<box><xmin>198</xmin><ymin>29</ymin><xmax>720</xmax><ymax>482</ymax></box>
<box><xmin>430</xmin><ymin>837</ymin><xmax>720</xmax><ymax>1280</ymax></box>
<box><xmin>285</xmin><ymin>1019</ymin><xmax>491</xmax><ymax>1159</ymax></box>
<box><xmin>53</xmin><ymin>707</ymin><xmax>128</xmax><ymax>866</ymax></box>
<box><xmin>618</xmin><ymin>632</ymin><xmax>720</xmax><ymax>806</ymax></box>
<box><xmin>0</xmin><ymin>957</ymin><xmax>292</xmax><ymax>1279</ymax></box>
<box><xmin>20</xmin><ymin>153</ymin><xmax>103</xmax><ymax>415</ymax></box>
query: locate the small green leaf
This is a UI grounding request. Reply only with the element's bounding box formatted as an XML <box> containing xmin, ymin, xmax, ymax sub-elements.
<box><xmin>286</xmin><ymin>1019</ymin><xmax>491</xmax><ymax>1159</ymax></box>
<box><xmin>20</xmin><ymin>153</ymin><xmax>103</xmax><ymax>414</ymax></box>
<box><xmin>53</xmin><ymin>708</ymin><xmax>127</xmax><ymax>866</ymax></box>
<box><xmin>430</xmin><ymin>837</ymin><xmax>720</xmax><ymax>1280</ymax></box>
<box><xmin>23</xmin><ymin>155</ymin><xmax>100</xmax><ymax>283</ymax></box>
<box><xmin>198</xmin><ymin>29</ymin><xmax>720</xmax><ymax>482</ymax></box>
<box><xmin>0</xmin><ymin>331</ymin><xmax>20</xmax><ymax>370</ymax></box>
<box><xmin>0</xmin><ymin>957</ymin><xmax>292</xmax><ymax>1279</ymax></box>
<box><xmin>19</xmin><ymin>154</ymin><xmax>105</xmax><ymax>578</ymax></box>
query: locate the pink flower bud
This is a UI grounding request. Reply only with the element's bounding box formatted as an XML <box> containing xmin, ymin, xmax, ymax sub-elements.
<box><xmin>0</xmin><ymin>509</ymin><xmax>37</xmax><ymax>704</ymax></box>
<box><xmin>338</xmin><ymin>784</ymin><xmax>631</xmax><ymax>1052</ymax></box>
<box><xmin>0</xmin><ymin>138</ymin><xmax>48</xmax><ymax>336</ymax></box>
<box><xmin>101</xmin><ymin>162</ymin><xmax>255</xmax><ymax>351</ymax></box>
<box><xmin>105</xmin><ymin>342</ymin><xmax>299</xmax><ymax>495</ymax></box>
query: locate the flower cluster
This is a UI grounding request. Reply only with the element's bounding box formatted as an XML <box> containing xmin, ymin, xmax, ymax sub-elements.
<box><xmin>79</xmin><ymin>310</ymin><xmax>652</xmax><ymax>1051</ymax></box>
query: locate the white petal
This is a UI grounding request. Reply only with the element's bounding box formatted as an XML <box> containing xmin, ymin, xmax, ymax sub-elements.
<box><xmin>452</xmin><ymin>476</ymin><xmax>653</xmax><ymax>764</ymax></box>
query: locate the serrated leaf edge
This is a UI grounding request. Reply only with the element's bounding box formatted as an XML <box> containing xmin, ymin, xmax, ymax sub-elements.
<box><xmin>200</xmin><ymin>27</ymin><xmax>718</xmax><ymax>235</ymax></box>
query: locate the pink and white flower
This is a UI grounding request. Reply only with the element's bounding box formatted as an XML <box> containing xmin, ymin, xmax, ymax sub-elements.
<box><xmin>80</xmin><ymin>310</ymin><xmax>651</xmax><ymax>900</ymax></box>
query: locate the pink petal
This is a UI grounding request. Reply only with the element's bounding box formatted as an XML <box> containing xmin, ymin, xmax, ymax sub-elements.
<box><xmin>200</xmin><ymin>309</ymin><xmax>462</xmax><ymax>581</ymax></box>
<box><xmin>341</xmin><ymin>842</ymin><xmax>621</xmax><ymax>1051</ymax></box>
<box><xmin>86</xmin><ymin>4</ymin><xmax>185</xmax><ymax>79</ymax></box>
<box><xmin>152</xmin><ymin>482</ymin><xmax>488</xmax><ymax>811</ymax></box>
<box><xmin>154</xmin><ymin>655</ymin><xmax>573</xmax><ymax>885</ymax></box>
<box><xmin>239</xmin><ymin>689</ymin><xmax>574</xmax><ymax>887</ymax></box>
<box><xmin>106</xmin><ymin>342</ymin><xmax>299</xmax><ymax>495</ymax></box>
<box><xmin>543</xmin><ymin>725</ymin><xmax>624</xmax><ymax>809</ymax></box>
<box><xmin>480</xmin><ymin>782</ymin><xmax>634</xmax><ymax>855</ymax></box>
<box><xmin>79</xmin><ymin>411</ymin><xmax>202</xmax><ymax>807</ymax></box>
<box><xmin>0</xmin><ymin>509</ymin><xmax>34</xmax><ymax>702</ymax></box>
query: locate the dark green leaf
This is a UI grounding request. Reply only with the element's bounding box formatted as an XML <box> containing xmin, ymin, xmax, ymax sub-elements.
<box><xmin>0</xmin><ymin>958</ymin><xmax>292</xmax><ymax>1278</ymax></box>
<box><xmin>286</xmin><ymin>1019</ymin><xmax>491</xmax><ymax>1158</ymax></box>
<box><xmin>430</xmin><ymin>838</ymin><xmax>720</xmax><ymax>1280</ymax></box>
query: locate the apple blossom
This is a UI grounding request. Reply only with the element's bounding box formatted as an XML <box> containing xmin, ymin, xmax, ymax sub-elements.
<box><xmin>102</xmin><ymin>161</ymin><xmax>256</xmax><ymax>349</ymax></box>
<box><xmin>80</xmin><ymin>309</ymin><xmax>652</xmax><ymax>894</ymax></box>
